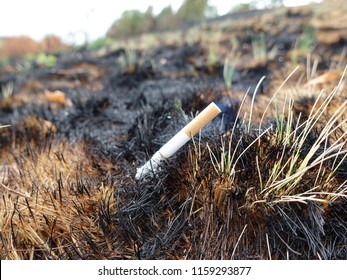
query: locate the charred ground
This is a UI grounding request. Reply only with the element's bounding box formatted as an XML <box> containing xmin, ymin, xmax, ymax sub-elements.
<box><xmin>0</xmin><ymin>2</ymin><xmax>347</xmax><ymax>259</ymax></box>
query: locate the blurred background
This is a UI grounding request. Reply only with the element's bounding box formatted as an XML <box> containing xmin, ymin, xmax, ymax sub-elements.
<box><xmin>0</xmin><ymin>0</ymin><xmax>321</xmax><ymax>58</ymax></box>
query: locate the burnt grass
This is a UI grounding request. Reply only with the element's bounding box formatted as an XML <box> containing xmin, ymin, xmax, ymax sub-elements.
<box><xmin>1</xmin><ymin>4</ymin><xmax>347</xmax><ymax>259</ymax></box>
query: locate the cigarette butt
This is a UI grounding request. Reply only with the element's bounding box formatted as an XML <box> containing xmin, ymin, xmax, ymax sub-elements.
<box><xmin>135</xmin><ymin>102</ymin><xmax>221</xmax><ymax>180</ymax></box>
<box><xmin>135</xmin><ymin>151</ymin><xmax>165</xmax><ymax>180</ymax></box>
<box><xmin>183</xmin><ymin>102</ymin><xmax>222</xmax><ymax>137</ymax></box>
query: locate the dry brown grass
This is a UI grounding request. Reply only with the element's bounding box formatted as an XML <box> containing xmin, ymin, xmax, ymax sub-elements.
<box><xmin>0</xmin><ymin>139</ymin><xmax>131</xmax><ymax>259</ymax></box>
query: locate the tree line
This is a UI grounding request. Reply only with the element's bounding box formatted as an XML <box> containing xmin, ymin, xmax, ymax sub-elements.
<box><xmin>106</xmin><ymin>0</ymin><xmax>217</xmax><ymax>39</ymax></box>
<box><xmin>106</xmin><ymin>0</ymin><xmax>284</xmax><ymax>39</ymax></box>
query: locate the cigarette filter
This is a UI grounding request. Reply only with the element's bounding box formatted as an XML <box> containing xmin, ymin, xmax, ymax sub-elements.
<box><xmin>135</xmin><ymin>102</ymin><xmax>221</xmax><ymax>180</ymax></box>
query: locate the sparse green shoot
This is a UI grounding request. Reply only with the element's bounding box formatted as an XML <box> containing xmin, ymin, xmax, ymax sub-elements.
<box><xmin>207</xmin><ymin>46</ymin><xmax>219</xmax><ymax>72</ymax></box>
<box><xmin>118</xmin><ymin>48</ymin><xmax>155</xmax><ymax>73</ymax></box>
<box><xmin>223</xmin><ymin>50</ymin><xmax>240</xmax><ymax>89</ymax></box>
<box><xmin>1</xmin><ymin>82</ymin><xmax>13</xmax><ymax>100</ymax></box>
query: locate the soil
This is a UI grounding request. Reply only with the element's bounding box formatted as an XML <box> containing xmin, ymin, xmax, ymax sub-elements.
<box><xmin>1</xmin><ymin>1</ymin><xmax>347</xmax><ymax>260</ymax></box>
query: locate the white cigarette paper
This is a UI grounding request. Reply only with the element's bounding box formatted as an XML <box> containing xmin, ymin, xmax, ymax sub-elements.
<box><xmin>135</xmin><ymin>102</ymin><xmax>221</xmax><ymax>180</ymax></box>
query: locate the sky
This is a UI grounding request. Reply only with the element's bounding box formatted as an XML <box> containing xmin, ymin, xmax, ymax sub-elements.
<box><xmin>0</xmin><ymin>0</ymin><xmax>321</xmax><ymax>45</ymax></box>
